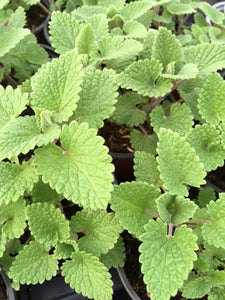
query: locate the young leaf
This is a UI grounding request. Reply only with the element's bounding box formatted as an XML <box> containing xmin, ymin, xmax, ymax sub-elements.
<box><xmin>26</xmin><ymin>203</ymin><xmax>70</xmax><ymax>247</ymax></box>
<box><xmin>111</xmin><ymin>182</ymin><xmax>161</xmax><ymax>238</ymax></box>
<box><xmin>76</xmin><ymin>24</ymin><xmax>98</xmax><ymax>56</ymax></box>
<box><xmin>70</xmin><ymin>211</ymin><xmax>122</xmax><ymax>257</ymax></box>
<box><xmin>197</xmin><ymin>2</ymin><xmax>224</xmax><ymax>25</ymax></box>
<box><xmin>98</xmin><ymin>0</ymin><xmax>125</xmax><ymax>9</ymax></box>
<box><xmin>54</xmin><ymin>241</ymin><xmax>77</xmax><ymax>260</ymax></box>
<box><xmin>166</xmin><ymin>2</ymin><xmax>196</xmax><ymax>15</ymax></box>
<box><xmin>0</xmin><ymin>161</ymin><xmax>38</xmax><ymax>205</ymax></box>
<box><xmin>157</xmin><ymin>128</ymin><xmax>206</xmax><ymax>196</ymax></box>
<box><xmin>195</xmin><ymin>186</ymin><xmax>216</xmax><ymax>209</ymax></box>
<box><xmin>76</xmin><ymin>68</ymin><xmax>118</xmax><ymax>129</ymax></box>
<box><xmin>160</xmin><ymin>63</ymin><xmax>198</xmax><ymax>80</ymax></box>
<box><xmin>49</xmin><ymin>11</ymin><xmax>80</xmax><ymax>54</ymax></box>
<box><xmin>62</xmin><ymin>251</ymin><xmax>113</xmax><ymax>300</ymax></box>
<box><xmin>123</xmin><ymin>20</ymin><xmax>148</xmax><ymax>39</ymax></box>
<box><xmin>182</xmin><ymin>276</ymin><xmax>212</xmax><ymax>299</ymax></box>
<box><xmin>0</xmin><ymin>0</ymin><xmax>9</xmax><ymax>9</ymax></box>
<box><xmin>119</xmin><ymin>1</ymin><xmax>152</xmax><ymax>21</ymax></box>
<box><xmin>87</xmin><ymin>14</ymin><xmax>109</xmax><ymax>41</ymax></box>
<box><xmin>0</xmin><ymin>233</ymin><xmax>7</xmax><ymax>258</ymax></box>
<box><xmin>31</xmin><ymin>50</ymin><xmax>83</xmax><ymax>124</ymax></box>
<box><xmin>31</xmin><ymin>180</ymin><xmax>63</xmax><ymax>204</ymax></box>
<box><xmin>9</xmin><ymin>241</ymin><xmax>58</xmax><ymax>285</ymax></box>
<box><xmin>34</xmin><ymin>121</ymin><xmax>114</xmax><ymax>210</ymax></box>
<box><xmin>139</xmin><ymin>220</ymin><xmax>198</xmax><ymax>300</ymax></box>
<box><xmin>140</xmin><ymin>29</ymin><xmax>158</xmax><ymax>60</ymax></box>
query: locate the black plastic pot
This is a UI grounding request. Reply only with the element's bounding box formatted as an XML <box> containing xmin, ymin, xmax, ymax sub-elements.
<box><xmin>0</xmin><ymin>269</ymin><xmax>17</xmax><ymax>300</ymax></box>
<box><xmin>117</xmin><ymin>268</ymin><xmax>141</xmax><ymax>300</ymax></box>
<box><xmin>109</xmin><ymin>151</ymin><xmax>134</xmax><ymax>182</ymax></box>
<box><xmin>43</xmin><ymin>15</ymin><xmax>52</xmax><ymax>45</ymax></box>
<box><xmin>31</xmin><ymin>0</ymin><xmax>51</xmax><ymax>34</ymax></box>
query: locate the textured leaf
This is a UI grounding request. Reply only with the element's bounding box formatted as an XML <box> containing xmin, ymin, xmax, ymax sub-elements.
<box><xmin>150</xmin><ymin>102</ymin><xmax>194</xmax><ymax>136</ymax></box>
<box><xmin>76</xmin><ymin>68</ymin><xmax>118</xmax><ymax>129</ymax></box>
<box><xmin>0</xmin><ymin>86</ymin><xmax>28</xmax><ymax>130</ymax></box>
<box><xmin>166</xmin><ymin>2</ymin><xmax>196</xmax><ymax>15</ymax></box>
<box><xmin>139</xmin><ymin>220</ymin><xmax>198</xmax><ymax>300</ymax></box>
<box><xmin>76</xmin><ymin>24</ymin><xmax>98</xmax><ymax>56</ymax></box>
<box><xmin>157</xmin><ymin>128</ymin><xmax>206</xmax><ymax>196</ymax></box>
<box><xmin>54</xmin><ymin>241</ymin><xmax>76</xmax><ymax>260</ymax></box>
<box><xmin>31</xmin><ymin>50</ymin><xmax>83</xmax><ymax>124</ymax></box>
<box><xmin>116</xmin><ymin>58</ymin><xmax>172</xmax><ymax>97</ymax></box>
<box><xmin>0</xmin><ymin>116</ymin><xmax>60</xmax><ymax>160</ymax></box>
<box><xmin>62</xmin><ymin>251</ymin><xmax>113</xmax><ymax>300</ymax></box>
<box><xmin>120</xmin><ymin>1</ymin><xmax>152</xmax><ymax>20</ymax></box>
<box><xmin>87</xmin><ymin>14</ymin><xmax>108</xmax><ymax>41</ymax></box>
<box><xmin>160</xmin><ymin>63</ymin><xmax>198</xmax><ymax>80</ymax></box>
<box><xmin>123</xmin><ymin>20</ymin><xmax>148</xmax><ymax>39</ymax></box>
<box><xmin>140</xmin><ymin>29</ymin><xmax>158</xmax><ymax>60</ymax></box>
<box><xmin>198</xmin><ymin>73</ymin><xmax>225</xmax><ymax>126</ymax></box>
<box><xmin>70</xmin><ymin>211</ymin><xmax>122</xmax><ymax>256</ymax></box>
<box><xmin>99</xmin><ymin>0</ymin><xmax>125</xmax><ymax>9</ymax></box>
<box><xmin>186</xmin><ymin>124</ymin><xmax>225</xmax><ymax>172</ymax></box>
<box><xmin>27</xmin><ymin>203</ymin><xmax>70</xmax><ymax>247</ymax></box>
<box><xmin>0</xmin><ymin>0</ymin><xmax>9</xmax><ymax>9</ymax></box>
<box><xmin>111</xmin><ymin>182</ymin><xmax>161</xmax><ymax>237</ymax></box>
<box><xmin>31</xmin><ymin>180</ymin><xmax>63</xmax><ymax>204</ymax></box>
<box><xmin>208</xmin><ymin>289</ymin><xmax>225</xmax><ymax>300</ymax></box>
<box><xmin>100</xmin><ymin>236</ymin><xmax>125</xmax><ymax>269</ymax></box>
<box><xmin>196</xmin><ymin>186</ymin><xmax>216</xmax><ymax>209</ymax></box>
<box><xmin>182</xmin><ymin>276</ymin><xmax>212</xmax><ymax>299</ymax></box>
<box><xmin>156</xmin><ymin>193</ymin><xmax>197</xmax><ymax>225</ymax></box>
<box><xmin>197</xmin><ymin>2</ymin><xmax>224</xmax><ymax>25</ymax></box>
<box><xmin>24</xmin><ymin>42</ymin><xmax>49</xmax><ymax>65</ymax></box>
<box><xmin>134</xmin><ymin>151</ymin><xmax>161</xmax><ymax>186</ymax></box>
<box><xmin>0</xmin><ymin>161</ymin><xmax>38</xmax><ymax>205</ymax></box>
<box><xmin>72</xmin><ymin>6</ymin><xmax>107</xmax><ymax>22</ymax></box>
<box><xmin>34</xmin><ymin>121</ymin><xmax>114</xmax><ymax>210</ymax></box>
<box><xmin>49</xmin><ymin>11</ymin><xmax>80</xmax><ymax>54</ymax></box>
<box><xmin>0</xmin><ymin>198</ymin><xmax>26</xmax><ymax>238</ymax></box>
<box><xmin>130</xmin><ymin>129</ymin><xmax>158</xmax><ymax>155</ymax></box>
<box><xmin>9</xmin><ymin>241</ymin><xmax>58</xmax><ymax>285</ymax></box>
<box><xmin>0</xmin><ymin>233</ymin><xmax>7</xmax><ymax>257</ymax></box>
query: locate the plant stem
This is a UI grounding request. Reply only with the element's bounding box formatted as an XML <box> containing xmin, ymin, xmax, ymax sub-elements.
<box><xmin>145</xmin><ymin>209</ymin><xmax>160</xmax><ymax>218</ymax></box>
<box><xmin>138</xmin><ymin>124</ymin><xmax>148</xmax><ymax>136</ymax></box>
<box><xmin>167</xmin><ymin>223</ymin><xmax>174</xmax><ymax>238</ymax></box>
<box><xmin>4</xmin><ymin>73</ymin><xmax>18</xmax><ymax>88</ymax></box>
<box><xmin>38</xmin><ymin>2</ymin><xmax>51</xmax><ymax>15</ymax></box>
<box><xmin>186</xmin><ymin>219</ymin><xmax>212</xmax><ymax>224</ymax></box>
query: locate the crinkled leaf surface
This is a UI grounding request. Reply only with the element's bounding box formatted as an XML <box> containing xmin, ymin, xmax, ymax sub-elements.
<box><xmin>87</xmin><ymin>14</ymin><xmax>108</xmax><ymax>41</ymax></box>
<box><xmin>198</xmin><ymin>73</ymin><xmax>225</xmax><ymax>126</ymax></box>
<box><xmin>186</xmin><ymin>124</ymin><xmax>225</xmax><ymax>171</ymax></box>
<box><xmin>9</xmin><ymin>241</ymin><xmax>58</xmax><ymax>285</ymax></box>
<box><xmin>31</xmin><ymin>50</ymin><xmax>83</xmax><ymax>124</ymax></box>
<box><xmin>111</xmin><ymin>182</ymin><xmax>161</xmax><ymax>238</ymax></box>
<box><xmin>130</xmin><ymin>129</ymin><xmax>158</xmax><ymax>155</ymax></box>
<box><xmin>76</xmin><ymin>24</ymin><xmax>98</xmax><ymax>56</ymax></box>
<box><xmin>160</xmin><ymin>63</ymin><xmax>198</xmax><ymax>80</ymax></box>
<box><xmin>139</xmin><ymin>220</ymin><xmax>198</xmax><ymax>300</ymax></box>
<box><xmin>62</xmin><ymin>251</ymin><xmax>113</xmax><ymax>300</ymax></box>
<box><xmin>166</xmin><ymin>2</ymin><xmax>196</xmax><ymax>15</ymax></box>
<box><xmin>54</xmin><ymin>241</ymin><xmax>77</xmax><ymax>260</ymax></box>
<box><xmin>157</xmin><ymin>128</ymin><xmax>206</xmax><ymax>196</ymax></box>
<box><xmin>70</xmin><ymin>211</ymin><xmax>122</xmax><ymax>257</ymax></box>
<box><xmin>100</xmin><ymin>236</ymin><xmax>125</xmax><ymax>269</ymax></box>
<box><xmin>119</xmin><ymin>1</ymin><xmax>152</xmax><ymax>20</ymax></box>
<box><xmin>76</xmin><ymin>68</ymin><xmax>118</xmax><ymax>129</ymax></box>
<box><xmin>27</xmin><ymin>203</ymin><xmax>70</xmax><ymax>247</ymax></box>
<box><xmin>31</xmin><ymin>180</ymin><xmax>63</xmax><ymax>204</ymax></box>
<box><xmin>34</xmin><ymin>121</ymin><xmax>114</xmax><ymax>209</ymax></box>
<box><xmin>182</xmin><ymin>276</ymin><xmax>212</xmax><ymax>299</ymax></box>
<box><xmin>99</xmin><ymin>0</ymin><xmax>125</xmax><ymax>9</ymax></box>
<box><xmin>72</xmin><ymin>6</ymin><xmax>107</xmax><ymax>22</ymax></box>
<box><xmin>123</xmin><ymin>20</ymin><xmax>148</xmax><ymax>39</ymax></box>
<box><xmin>0</xmin><ymin>161</ymin><xmax>38</xmax><ymax>205</ymax></box>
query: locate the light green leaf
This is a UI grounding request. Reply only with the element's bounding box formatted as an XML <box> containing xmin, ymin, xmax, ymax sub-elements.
<box><xmin>182</xmin><ymin>276</ymin><xmax>212</xmax><ymax>299</ymax></box>
<box><xmin>0</xmin><ymin>233</ymin><xmax>7</xmax><ymax>257</ymax></box>
<box><xmin>120</xmin><ymin>1</ymin><xmax>153</xmax><ymax>20</ymax></box>
<box><xmin>195</xmin><ymin>186</ymin><xmax>216</xmax><ymax>209</ymax></box>
<box><xmin>130</xmin><ymin>129</ymin><xmax>158</xmax><ymax>155</ymax></box>
<box><xmin>27</xmin><ymin>203</ymin><xmax>70</xmax><ymax>247</ymax></box>
<box><xmin>24</xmin><ymin>42</ymin><xmax>49</xmax><ymax>65</ymax></box>
<box><xmin>70</xmin><ymin>211</ymin><xmax>122</xmax><ymax>257</ymax></box>
<box><xmin>157</xmin><ymin>128</ymin><xmax>206</xmax><ymax>196</ymax></box>
<box><xmin>140</xmin><ymin>29</ymin><xmax>158</xmax><ymax>60</ymax></box>
<box><xmin>34</xmin><ymin>121</ymin><xmax>114</xmax><ymax>210</ymax></box>
<box><xmin>150</xmin><ymin>102</ymin><xmax>194</xmax><ymax>136</ymax></box>
<box><xmin>160</xmin><ymin>63</ymin><xmax>198</xmax><ymax>80</ymax></box>
<box><xmin>98</xmin><ymin>0</ymin><xmax>125</xmax><ymax>9</ymax></box>
<box><xmin>0</xmin><ymin>161</ymin><xmax>38</xmax><ymax>205</ymax></box>
<box><xmin>76</xmin><ymin>68</ymin><xmax>118</xmax><ymax>129</ymax></box>
<box><xmin>62</xmin><ymin>251</ymin><xmax>113</xmax><ymax>300</ymax></box>
<box><xmin>123</xmin><ymin>20</ymin><xmax>148</xmax><ymax>39</ymax></box>
<box><xmin>76</xmin><ymin>24</ymin><xmax>98</xmax><ymax>56</ymax></box>
<box><xmin>139</xmin><ymin>220</ymin><xmax>198</xmax><ymax>300</ymax></box>
<box><xmin>111</xmin><ymin>182</ymin><xmax>161</xmax><ymax>238</ymax></box>
<box><xmin>166</xmin><ymin>2</ymin><xmax>196</xmax><ymax>15</ymax></box>
<box><xmin>72</xmin><ymin>6</ymin><xmax>107</xmax><ymax>22</ymax></box>
<box><xmin>23</xmin><ymin>0</ymin><xmax>39</xmax><ymax>4</ymax></box>
<box><xmin>210</xmin><ymin>270</ymin><xmax>225</xmax><ymax>286</ymax></box>
<box><xmin>208</xmin><ymin>289</ymin><xmax>225</xmax><ymax>300</ymax></box>
<box><xmin>31</xmin><ymin>50</ymin><xmax>83</xmax><ymax>124</ymax></box>
<box><xmin>54</xmin><ymin>241</ymin><xmax>76</xmax><ymax>260</ymax></box>
<box><xmin>0</xmin><ymin>0</ymin><xmax>9</xmax><ymax>9</ymax></box>
<box><xmin>9</xmin><ymin>241</ymin><xmax>58</xmax><ymax>285</ymax></box>
<box><xmin>198</xmin><ymin>73</ymin><xmax>225</xmax><ymax>126</ymax></box>
<box><xmin>87</xmin><ymin>14</ymin><xmax>108</xmax><ymax>41</ymax></box>
<box><xmin>49</xmin><ymin>11</ymin><xmax>80</xmax><ymax>54</ymax></box>
<box><xmin>31</xmin><ymin>180</ymin><xmax>63</xmax><ymax>204</ymax></box>
<box><xmin>100</xmin><ymin>236</ymin><xmax>125</xmax><ymax>269</ymax></box>
<box><xmin>197</xmin><ymin>2</ymin><xmax>224</xmax><ymax>25</ymax></box>
<box><xmin>6</xmin><ymin>6</ymin><xmax>26</xmax><ymax>29</ymax></box>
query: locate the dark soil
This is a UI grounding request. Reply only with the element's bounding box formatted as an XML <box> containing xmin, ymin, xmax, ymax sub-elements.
<box><xmin>25</xmin><ymin>1</ymin><xmax>48</xmax><ymax>32</ymax></box>
<box><xmin>0</xmin><ymin>273</ymin><xmax>7</xmax><ymax>300</ymax></box>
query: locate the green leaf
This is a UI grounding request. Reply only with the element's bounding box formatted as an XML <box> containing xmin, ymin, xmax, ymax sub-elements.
<box><xmin>76</xmin><ymin>24</ymin><xmax>98</xmax><ymax>56</ymax></box>
<box><xmin>197</xmin><ymin>2</ymin><xmax>224</xmax><ymax>25</ymax></box>
<box><xmin>31</xmin><ymin>50</ymin><xmax>83</xmax><ymax>124</ymax></box>
<box><xmin>54</xmin><ymin>241</ymin><xmax>76</xmax><ymax>260</ymax></box>
<box><xmin>157</xmin><ymin>128</ymin><xmax>206</xmax><ymax>196</ymax></box>
<box><xmin>0</xmin><ymin>0</ymin><xmax>9</xmax><ymax>9</ymax></box>
<box><xmin>99</xmin><ymin>0</ymin><xmax>125</xmax><ymax>9</ymax></box>
<box><xmin>130</xmin><ymin>129</ymin><xmax>158</xmax><ymax>155</ymax></box>
<box><xmin>210</xmin><ymin>270</ymin><xmax>225</xmax><ymax>287</ymax></box>
<box><xmin>123</xmin><ymin>20</ymin><xmax>148</xmax><ymax>39</ymax></box>
<box><xmin>120</xmin><ymin>1</ymin><xmax>153</xmax><ymax>21</ymax></box>
<box><xmin>6</xmin><ymin>6</ymin><xmax>26</xmax><ymax>29</ymax></box>
<box><xmin>116</xmin><ymin>58</ymin><xmax>172</xmax><ymax>97</ymax></box>
<box><xmin>0</xmin><ymin>233</ymin><xmax>7</xmax><ymax>257</ymax></box>
<box><xmin>185</xmin><ymin>124</ymin><xmax>225</xmax><ymax>172</ymax></box>
<box><xmin>76</xmin><ymin>68</ymin><xmax>118</xmax><ymax>129</ymax></box>
<box><xmin>9</xmin><ymin>241</ymin><xmax>58</xmax><ymax>285</ymax></box>
<box><xmin>27</xmin><ymin>203</ymin><xmax>70</xmax><ymax>247</ymax></box>
<box><xmin>24</xmin><ymin>42</ymin><xmax>49</xmax><ymax>65</ymax></box>
<box><xmin>49</xmin><ymin>11</ymin><xmax>80</xmax><ymax>54</ymax></box>
<box><xmin>139</xmin><ymin>220</ymin><xmax>198</xmax><ymax>300</ymax></box>
<box><xmin>182</xmin><ymin>276</ymin><xmax>212</xmax><ymax>299</ymax></box>
<box><xmin>0</xmin><ymin>116</ymin><xmax>60</xmax><ymax>160</ymax></box>
<box><xmin>72</xmin><ymin>6</ymin><xmax>107</xmax><ymax>22</ymax></box>
<box><xmin>70</xmin><ymin>211</ymin><xmax>122</xmax><ymax>257</ymax></box>
<box><xmin>156</xmin><ymin>193</ymin><xmax>197</xmax><ymax>225</ymax></box>
<box><xmin>31</xmin><ymin>180</ymin><xmax>63</xmax><ymax>204</ymax></box>
<box><xmin>140</xmin><ymin>29</ymin><xmax>158</xmax><ymax>60</ymax></box>
<box><xmin>195</xmin><ymin>186</ymin><xmax>216</xmax><ymax>209</ymax></box>
<box><xmin>87</xmin><ymin>14</ymin><xmax>109</xmax><ymax>41</ymax></box>
<box><xmin>150</xmin><ymin>102</ymin><xmax>194</xmax><ymax>136</ymax></box>
<box><xmin>198</xmin><ymin>73</ymin><xmax>225</xmax><ymax>126</ymax></box>
<box><xmin>0</xmin><ymin>161</ymin><xmax>38</xmax><ymax>205</ymax></box>
<box><xmin>208</xmin><ymin>289</ymin><xmax>225</xmax><ymax>300</ymax></box>
<box><xmin>111</xmin><ymin>182</ymin><xmax>161</xmax><ymax>238</ymax></box>
<box><xmin>62</xmin><ymin>251</ymin><xmax>113</xmax><ymax>300</ymax></box>
<box><xmin>34</xmin><ymin>121</ymin><xmax>114</xmax><ymax>210</ymax></box>
<box><xmin>160</xmin><ymin>63</ymin><xmax>198</xmax><ymax>80</ymax></box>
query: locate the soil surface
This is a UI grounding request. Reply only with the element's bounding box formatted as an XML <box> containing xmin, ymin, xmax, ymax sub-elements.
<box><xmin>0</xmin><ymin>274</ymin><xmax>7</xmax><ymax>300</ymax></box>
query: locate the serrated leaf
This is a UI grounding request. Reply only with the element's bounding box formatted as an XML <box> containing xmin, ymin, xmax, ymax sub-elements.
<box><xmin>166</xmin><ymin>2</ymin><xmax>196</xmax><ymax>15</ymax></box>
<box><xmin>208</xmin><ymin>289</ymin><xmax>225</xmax><ymax>300</ymax></box>
<box><xmin>27</xmin><ymin>203</ymin><xmax>70</xmax><ymax>247</ymax></box>
<box><xmin>99</xmin><ymin>0</ymin><xmax>125</xmax><ymax>9</ymax></box>
<box><xmin>0</xmin><ymin>198</ymin><xmax>26</xmax><ymax>238</ymax></box>
<box><xmin>140</xmin><ymin>29</ymin><xmax>158</xmax><ymax>60</ymax></box>
<box><xmin>0</xmin><ymin>116</ymin><xmax>61</xmax><ymax>160</ymax></box>
<box><xmin>151</xmin><ymin>102</ymin><xmax>193</xmax><ymax>136</ymax></box>
<box><xmin>130</xmin><ymin>129</ymin><xmax>158</xmax><ymax>155</ymax></box>
<box><xmin>0</xmin><ymin>233</ymin><xmax>7</xmax><ymax>257</ymax></box>
<box><xmin>54</xmin><ymin>241</ymin><xmax>76</xmax><ymax>260</ymax></box>
<box><xmin>0</xmin><ymin>161</ymin><xmax>38</xmax><ymax>205</ymax></box>
<box><xmin>24</xmin><ymin>42</ymin><xmax>49</xmax><ymax>65</ymax></box>
<box><xmin>116</xmin><ymin>58</ymin><xmax>172</xmax><ymax>97</ymax></box>
<box><xmin>139</xmin><ymin>220</ymin><xmax>198</xmax><ymax>300</ymax></box>
<box><xmin>49</xmin><ymin>11</ymin><xmax>80</xmax><ymax>54</ymax></box>
<box><xmin>76</xmin><ymin>24</ymin><xmax>98</xmax><ymax>56</ymax></box>
<box><xmin>182</xmin><ymin>276</ymin><xmax>212</xmax><ymax>299</ymax></box>
<box><xmin>210</xmin><ymin>270</ymin><xmax>225</xmax><ymax>286</ymax></box>
<box><xmin>9</xmin><ymin>241</ymin><xmax>58</xmax><ymax>285</ymax></box>
<box><xmin>120</xmin><ymin>1</ymin><xmax>152</xmax><ymax>20</ymax></box>
<box><xmin>31</xmin><ymin>50</ymin><xmax>83</xmax><ymax>124</ymax></box>
<box><xmin>111</xmin><ymin>92</ymin><xmax>147</xmax><ymax>127</ymax></box>
<box><xmin>76</xmin><ymin>68</ymin><xmax>118</xmax><ymax>129</ymax></box>
<box><xmin>72</xmin><ymin>6</ymin><xmax>107</xmax><ymax>22</ymax></box>
<box><xmin>123</xmin><ymin>20</ymin><xmax>148</xmax><ymax>39</ymax></box>
<box><xmin>62</xmin><ymin>251</ymin><xmax>113</xmax><ymax>300</ymax></box>
<box><xmin>34</xmin><ymin>121</ymin><xmax>114</xmax><ymax>210</ymax></box>
<box><xmin>134</xmin><ymin>151</ymin><xmax>161</xmax><ymax>186</ymax></box>
<box><xmin>160</xmin><ymin>63</ymin><xmax>198</xmax><ymax>80</ymax></box>
<box><xmin>197</xmin><ymin>2</ymin><xmax>224</xmax><ymax>25</ymax></box>
<box><xmin>157</xmin><ymin>128</ymin><xmax>206</xmax><ymax>196</ymax></box>
<box><xmin>183</xmin><ymin>44</ymin><xmax>225</xmax><ymax>75</ymax></box>
<box><xmin>70</xmin><ymin>211</ymin><xmax>122</xmax><ymax>257</ymax></box>
<box><xmin>111</xmin><ymin>182</ymin><xmax>161</xmax><ymax>238</ymax></box>
<box><xmin>100</xmin><ymin>236</ymin><xmax>125</xmax><ymax>268</ymax></box>
<box><xmin>186</xmin><ymin>124</ymin><xmax>225</xmax><ymax>172</ymax></box>
<box><xmin>32</xmin><ymin>180</ymin><xmax>63</xmax><ymax>204</ymax></box>
<box><xmin>87</xmin><ymin>14</ymin><xmax>108</xmax><ymax>41</ymax></box>
<box><xmin>198</xmin><ymin>73</ymin><xmax>225</xmax><ymax>126</ymax></box>
<box><xmin>156</xmin><ymin>193</ymin><xmax>197</xmax><ymax>225</ymax></box>
<box><xmin>6</xmin><ymin>6</ymin><xmax>26</xmax><ymax>29</ymax></box>
<box><xmin>196</xmin><ymin>186</ymin><xmax>216</xmax><ymax>208</ymax></box>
